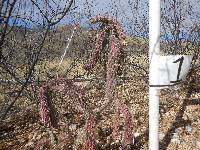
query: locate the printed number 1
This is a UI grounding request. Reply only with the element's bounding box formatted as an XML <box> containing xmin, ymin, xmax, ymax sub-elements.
<box><xmin>170</xmin><ymin>56</ymin><xmax>184</xmax><ymax>83</ymax></box>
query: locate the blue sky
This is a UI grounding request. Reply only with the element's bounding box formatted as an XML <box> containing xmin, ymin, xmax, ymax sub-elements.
<box><xmin>8</xmin><ymin>0</ymin><xmax>200</xmax><ymax>40</ymax></box>
<box><xmin>67</xmin><ymin>0</ymin><xmax>200</xmax><ymax>39</ymax></box>
<box><xmin>65</xmin><ymin>0</ymin><xmax>149</xmax><ymax>36</ymax></box>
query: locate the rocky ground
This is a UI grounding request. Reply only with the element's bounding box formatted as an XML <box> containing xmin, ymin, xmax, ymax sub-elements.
<box><xmin>0</xmin><ymin>71</ymin><xmax>199</xmax><ymax>150</ymax></box>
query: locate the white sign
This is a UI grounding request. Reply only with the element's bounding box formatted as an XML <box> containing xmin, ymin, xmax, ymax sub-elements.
<box><xmin>149</xmin><ymin>55</ymin><xmax>193</xmax><ymax>88</ymax></box>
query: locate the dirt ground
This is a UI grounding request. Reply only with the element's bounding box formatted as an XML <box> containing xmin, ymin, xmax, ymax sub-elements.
<box><xmin>0</xmin><ymin>74</ymin><xmax>199</xmax><ymax>150</ymax></box>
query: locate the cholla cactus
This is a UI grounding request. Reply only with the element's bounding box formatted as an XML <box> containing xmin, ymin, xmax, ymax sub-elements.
<box><xmin>112</xmin><ymin>107</ymin><xmax>120</xmax><ymax>141</ymax></box>
<box><xmin>38</xmin><ymin>86</ymin><xmax>52</xmax><ymax>127</ymax></box>
<box><xmin>90</xmin><ymin>16</ymin><xmax>126</xmax><ymax>46</ymax></box>
<box><xmin>121</xmin><ymin>104</ymin><xmax>134</xmax><ymax>148</ymax></box>
<box><xmin>84</xmin><ymin>16</ymin><xmax>125</xmax><ymax>101</ymax></box>
<box><xmin>84</xmin><ymin>16</ymin><xmax>134</xmax><ymax>149</ymax></box>
<box><xmin>112</xmin><ymin>103</ymin><xmax>134</xmax><ymax>148</ymax></box>
<box><xmin>105</xmin><ymin>32</ymin><xmax>122</xmax><ymax>100</ymax></box>
<box><xmin>84</xmin><ymin>31</ymin><xmax>106</xmax><ymax>70</ymax></box>
<box><xmin>82</xmin><ymin>114</ymin><xmax>96</xmax><ymax>150</ymax></box>
<box><xmin>49</xmin><ymin>77</ymin><xmax>87</xmax><ymax>111</ymax></box>
<box><xmin>37</xmin><ymin>16</ymin><xmax>133</xmax><ymax>149</ymax></box>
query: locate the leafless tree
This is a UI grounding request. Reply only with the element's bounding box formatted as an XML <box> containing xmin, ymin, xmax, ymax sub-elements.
<box><xmin>161</xmin><ymin>0</ymin><xmax>200</xmax><ymax>54</ymax></box>
<box><xmin>0</xmin><ymin>0</ymin><xmax>74</xmax><ymax>121</ymax></box>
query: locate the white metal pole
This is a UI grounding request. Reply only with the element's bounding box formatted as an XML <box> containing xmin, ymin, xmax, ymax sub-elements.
<box><xmin>149</xmin><ymin>0</ymin><xmax>160</xmax><ymax>150</ymax></box>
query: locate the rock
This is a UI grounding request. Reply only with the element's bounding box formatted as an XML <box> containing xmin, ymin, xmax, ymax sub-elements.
<box><xmin>24</xmin><ymin>141</ymin><xmax>34</xmax><ymax>149</ymax></box>
<box><xmin>171</xmin><ymin>132</ymin><xmax>180</xmax><ymax>144</ymax></box>
<box><xmin>171</xmin><ymin>138</ymin><xmax>181</xmax><ymax>144</ymax></box>
<box><xmin>134</xmin><ymin>132</ymin><xmax>141</xmax><ymax>137</ymax></box>
<box><xmin>69</xmin><ymin>124</ymin><xmax>77</xmax><ymax>131</ymax></box>
<box><xmin>159</xmin><ymin>133</ymin><xmax>165</xmax><ymax>140</ymax></box>
<box><xmin>196</xmin><ymin>141</ymin><xmax>200</xmax><ymax>148</ymax></box>
<box><xmin>185</xmin><ymin>125</ymin><xmax>193</xmax><ymax>134</ymax></box>
<box><xmin>132</xmin><ymin>137</ymin><xmax>135</xmax><ymax>145</ymax></box>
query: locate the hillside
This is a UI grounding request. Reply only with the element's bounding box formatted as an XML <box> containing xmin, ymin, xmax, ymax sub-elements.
<box><xmin>0</xmin><ymin>24</ymin><xmax>200</xmax><ymax>150</ymax></box>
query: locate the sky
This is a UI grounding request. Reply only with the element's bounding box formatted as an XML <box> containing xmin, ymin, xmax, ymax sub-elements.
<box><xmin>8</xmin><ymin>0</ymin><xmax>200</xmax><ymax>39</ymax></box>
<box><xmin>67</xmin><ymin>0</ymin><xmax>200</xmax><ymax>39</ymax></box>
<box><xmin>64</xmin><ymin>0</ymin><xmax>149</xmax><ymax>36</ymax></box>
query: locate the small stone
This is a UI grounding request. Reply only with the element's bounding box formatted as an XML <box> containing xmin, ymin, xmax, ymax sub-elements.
<box><xmin>106</xmin><ymin>136</ymin><xmax>111</xmax><ymax>144</ymax></box>
<box><xmin>25</xmin><ymin>142</ymin><xmax>34</xmax><ymax>148</ymax></box>
<box><xmin>132</xmin><ymin>137</ymin><xmax>135</xmax><ymax>145</ymax></box>
<box><xmin>171</xmin><ymin>138</ymin><xmax>181</xmax><ymax>144</ymax></box>
<box><xmin>4</xmin><ymin>132</ymin><xmax>8</xmax><ymax>136</ymax></box>
<box><xmin>134</xmin><ymin>132</ymin><xmax>141</xmax><ymax>137</ymax></box>
<box><xmin>69</xmin><ymin>124</ymin><xmax>77</xmax><ymax>131</ymax></box>
<box><xmin>172</xmin><ymin>132</ymin><xmax>179</xmax><ymax>139</ymax></box>
<box><xmin>196</xmin><ymin>141</ymin><xmax>200</xmax><ymax>148</ymax></box>
<box><xmin>185</xmin><ymin>125</ymin><xmax>192</xmax><ymax>133</ymax></box>
<box><xmin>96</xmin><ymin>140</ymin><xmax>100</xmax><ymax>144</ymax></box>
<box><xmin>159</xmin><ymin>133</ymin><xmax>165</xmax><ymax>140</ymax></box>
<box><xmin>171</xmin><ymin>132</ymin><xmax>180</xmax><ymax>144</ymax></box>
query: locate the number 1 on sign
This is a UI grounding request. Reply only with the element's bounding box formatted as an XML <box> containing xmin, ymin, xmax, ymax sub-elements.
<box><xmin>170</xmin><ymin>56</ymin><xmax>184</xmax><ymax>83</ymax></box>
